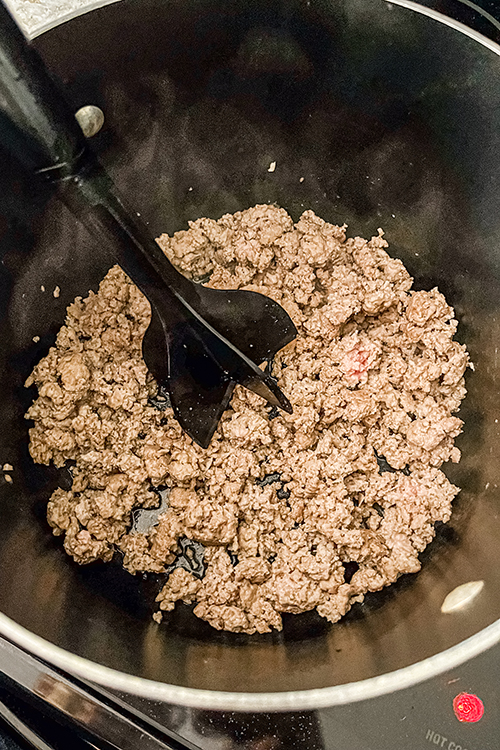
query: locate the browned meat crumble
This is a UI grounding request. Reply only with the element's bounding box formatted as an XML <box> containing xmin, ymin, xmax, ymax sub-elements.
<box><xmin>25</xmin><ymin>205</ymin><xmax>468</xmax><ymax>634</ymax></box>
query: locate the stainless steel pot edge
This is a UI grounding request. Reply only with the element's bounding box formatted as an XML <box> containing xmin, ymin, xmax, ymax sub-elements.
<box><xmin>1</xmin><ymin>610</ymin><xmax>500</xmax><ymax>711</ymax></box>
<box><xmin>388</xmin><ymin>0</ymin><xmax>500</xmax><ymax>52</ymax></box>
<box><xmin>1</xmin><ymin>0</ymin><xmax>500</xmax><ymax>712</ymax></box>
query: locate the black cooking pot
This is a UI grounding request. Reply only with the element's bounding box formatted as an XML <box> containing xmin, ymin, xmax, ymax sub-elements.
<box><xmin>0</xmin><ymin>0</ymin><xmax>499</xmax><ymax>711</ymax></box>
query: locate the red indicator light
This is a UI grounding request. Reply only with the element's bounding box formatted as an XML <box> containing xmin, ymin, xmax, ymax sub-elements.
<box><xmin>453</xmin><ymin>693</ymin><xmax>484</xmax><ymax>723</ymax></box>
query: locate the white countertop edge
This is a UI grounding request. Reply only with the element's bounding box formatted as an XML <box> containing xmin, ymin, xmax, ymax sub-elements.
<box><xmin>4</xmin><ymin>0</ymin><xmax>121</xmax><ymax>39</ymax></box>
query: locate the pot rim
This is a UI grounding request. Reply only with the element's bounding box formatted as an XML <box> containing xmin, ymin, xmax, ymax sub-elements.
<box><xmin>2</xmin><ymin>611</ymin><xmax>500</xmax><ymax>710</ymax></box>
<box><xmin>3</xmin><ymin>0</ymin><xmax>500</xmax><ymax>711</ymax></box>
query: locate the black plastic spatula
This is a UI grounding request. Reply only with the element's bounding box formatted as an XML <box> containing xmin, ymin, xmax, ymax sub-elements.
<box><xmin>0</xmin><ymin>1</ymin><xmax>297</xmax><ymax>447</ymax></box>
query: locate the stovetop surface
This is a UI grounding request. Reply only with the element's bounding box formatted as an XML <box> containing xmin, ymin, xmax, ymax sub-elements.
<box><xmin>105</xmin><ymin>640</ymin><xmax>500</xmax><ymax>750</ymax></box>
<box><xmin>1</xmin><ymin>1</ymin><xmax>500</xmax><ymax>748</ymax></box>
<box><xmin>0</xmin><ymin>630</ymin><xmax>496</xmax><ymax>750</ymax></box>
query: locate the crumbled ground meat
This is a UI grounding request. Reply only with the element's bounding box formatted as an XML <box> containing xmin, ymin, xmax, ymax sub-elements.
<box><xmin>25</xmin><ymin>205</ymin><xmax>469</xmax><ymax>634</ymax></box>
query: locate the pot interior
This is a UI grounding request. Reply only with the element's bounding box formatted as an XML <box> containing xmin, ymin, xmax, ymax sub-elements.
<box><xmin>1</xmin><ymin>0</ymin><xmax>500</xmax><ymax>697</ymax></box>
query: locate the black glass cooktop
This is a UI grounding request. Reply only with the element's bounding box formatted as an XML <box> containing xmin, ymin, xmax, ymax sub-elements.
<box><xmin>0</xmin><ymin>632</ymin><xmax>497</xmax><ymax>750</ymax></box>
<box><xmin>99</xmin><ymin>640</ymin><xmax>500</xmax><ymax>749</ymax></box>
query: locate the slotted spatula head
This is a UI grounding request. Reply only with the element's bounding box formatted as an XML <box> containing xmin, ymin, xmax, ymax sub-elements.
<box><xmin>143</xmin><ymin>283</ymin><xmax>296</xmax><ymax>447</ymax></box>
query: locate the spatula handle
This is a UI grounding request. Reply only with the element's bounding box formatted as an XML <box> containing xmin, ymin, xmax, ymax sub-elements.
<box><xmin>0</xmin><ymin>0</ymin><xmax>87</xmax><ymax>176</ymax></box>
<box><xmin>0</xmin><ymin>0</ymin><xmax>193</xmax><ymax>303</ymax></box>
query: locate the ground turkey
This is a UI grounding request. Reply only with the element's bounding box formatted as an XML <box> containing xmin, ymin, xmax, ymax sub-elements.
<box><xmin>25</xmin><ymin>205</ymin><xmax>469</xmax><ymax>634</ymax></box>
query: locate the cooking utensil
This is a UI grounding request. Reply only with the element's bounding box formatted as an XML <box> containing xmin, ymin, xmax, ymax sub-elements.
<box><xmin>0</xmin><ymin>0</ymin><xmax>296</xmax><ymax>448</ymax></box>
<box><xmin>0</xmin><ymin>0</ymin><xmax>499</xmax><ymax>713</ymax></box>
